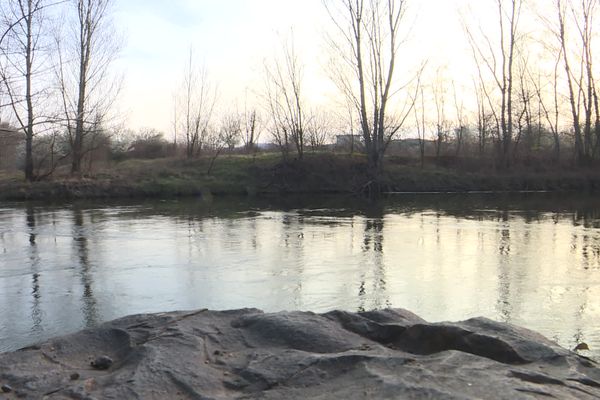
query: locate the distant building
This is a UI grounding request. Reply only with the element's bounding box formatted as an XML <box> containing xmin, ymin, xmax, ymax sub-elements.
<box><xmin>0</xmin><ymin>122</ymin><xmax>22</xmax><ymax>170</ymax></box>
<box><xmin>335</xmin><ymin>134</ymin><xmax>364</xmax><ymax>152</ymax></box>
<box><xmin>386</xmin><ymin>138</ymin><xmax>436</xmax><ymax>155</ymax></box>
<box><xmin>256</xmin><ymin>142</ymin><xmax>279</xmax><ymax>151</ymax></box>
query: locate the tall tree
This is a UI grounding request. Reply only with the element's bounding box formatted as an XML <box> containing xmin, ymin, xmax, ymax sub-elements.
<box><xmin>0</xmin><ymin>0</ymin><xmax>53</xmax><ymax>181</ymax></box>
<box><xmin>530</xmin><ymin>50</ymin><xmax>562</xmax><ymax>161</ymax></box>
<box><xmin>452</xmin><ymin>82</ymin><xmax>467</xmax><ymax>157</ymax></box>
<box><xmin>325</xmin><ymin>0</ymin><xmax>419</xmax><ymax>183</ymax></box>
<box><xmin>56</xmin><ymin>0</ymin><xmax>120</xmax><ymax>175</ymax></box>
<box><xmin>174</xmin><ymin>49</ymin><xmax>216</xmax><ymax>159</ymax></box>
<box><xmin>551</xmin><ymin>0</ymin><xmax>599</xmax><ymax>164</ymax></box>
<box><xmin>466</xmin><ymin>0</ymin><xmax>523</xmax><ymax>168</ymax></box>
<box><xmin>413</xmin><ymin>87</ymin><xmax>426</xmax><ymax>169</ymax></box>
<box><xmin>242</xmin><ymin>108</ymin><xmax>260</xmax><ymax>152</ymax></box>
<box><xmin>264</xmin><ymin>35</ymin><xmax>306</xmax><ymax>160</ymax></box>
<box><xmin>473</xmin><ymin>79</ymin><xmax>490</xmax><ymax>157</ymax></box>
<box><xmin>432</xmin><ymin>69</ymin><xmax>449</xmax><ymax>159</ymax></box>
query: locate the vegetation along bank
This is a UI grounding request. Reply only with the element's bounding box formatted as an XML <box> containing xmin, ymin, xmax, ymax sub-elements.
<box><xmin>1</xmin><ymin>153</ymin><xmax>599</xmax><ymax>202</ymax></box>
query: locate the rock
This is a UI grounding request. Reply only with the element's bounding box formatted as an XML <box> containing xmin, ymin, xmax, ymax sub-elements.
<box><xmin>90</xmin><ymin>355</ymin><xmax>113</xmax><ymax>370</ymax></box>
<box><xmin>575</xmin><ymin>342</ymin><xmax>591</xmax><ymax>351</ymax></box>
<box><xmin>0</xmin><ymin>308</ymin><xmax>599</xmax><ymax>399</ymax></box>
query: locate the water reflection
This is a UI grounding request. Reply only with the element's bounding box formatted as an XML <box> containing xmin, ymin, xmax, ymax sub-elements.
<box><xmin>496</xmin><ymin>211</ymin><xmax>512</xmax><ymax>322</ymax></box>
<box><xmin>72</xmin><ymin>207</ymin><xmax>98</xmax><ymax>327</ymax></box>
<box><xmin>26</xmin><ymin>205</ymin><xmax>42</xmax><ymax>335</ymax></box>
<box><xmin>0</xmin><ymin>193</ymin><xmax>600</xmax><ymax>360</ymax></box>
<box><xmin>358</xmin><ymin>205</ymin><xmax>389</xmax><ymax>312</ymax></box>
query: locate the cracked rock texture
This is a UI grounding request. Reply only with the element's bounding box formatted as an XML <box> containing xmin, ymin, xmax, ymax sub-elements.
<box><xmin>1</xmin><ymin>308</ymin><xmax>599</xmax><ymax>399</ymax></box>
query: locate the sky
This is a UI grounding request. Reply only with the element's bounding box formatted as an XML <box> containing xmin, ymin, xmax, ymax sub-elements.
<box><xmin>111</xmin><ymin>0</ymin><xmax>480</xmax><ymax>135</ymax></box>
<box><xmin>109</xmin><ymin>0</ymin><xmax>562</xmax><ymax>137</ymax></box>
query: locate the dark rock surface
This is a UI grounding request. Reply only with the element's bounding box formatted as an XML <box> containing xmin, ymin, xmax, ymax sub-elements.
<box><xmin>1</xmin><ymin>308</ymin><xmax>599</xmax><ymax>399</ymax></box>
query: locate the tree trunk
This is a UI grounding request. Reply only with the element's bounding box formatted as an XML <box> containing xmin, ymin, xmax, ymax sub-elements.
<box><xmin>24</xmin><ymin>0</ymin><xmax>34</xmax><ymax>181</ymax></box>
<box><xmin>71</xmin><ymin>2</ymin><xmax>92</xmax><ymax>175</ymax></box>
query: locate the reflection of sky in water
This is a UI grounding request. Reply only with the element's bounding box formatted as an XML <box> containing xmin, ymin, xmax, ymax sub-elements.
<box><xmin>1</xmin><ymin>195</ymin><xmax>600</xmax><ymax>359</ymax></box>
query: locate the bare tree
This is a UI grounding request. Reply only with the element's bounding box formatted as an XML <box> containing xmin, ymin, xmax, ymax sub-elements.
<box><xmin>263</xmin><ymin>35</ymin><xmax>306</xmax><ymax>160</ymax></box>
<box><xmin>171</xmin><ymin>95</ymin><xmax>178</xmax><ymax>151</ymax></box>
<box><xmin>0</xmin><ymin>0</ymin><xmax>54</xmax><ymax>181</ymax></box>
<box><xmin>465</xmin><ymin>0</ymin><xmax>523</xmax><ymax>168</ymax></box>
<box><xmin>205</xmin><ymin>125</ymin><xmax>225</xmax><ymax>175</ymax></box>
<box><xmin>174</xmin><ymin>49</ymin><xmax>216</xmax><ymax>159</ymax></box>
<box><xmin>306</xmin><ymin>109</ymin><xmax>332</xmax><ymax>152</ymax></box>
<box><xmin>31</xmin><ymin>129</ymin><xmax>59</xmax><ymax>177</ymax></box>
<box><xmin>468</xmin><ymin>39</ymin><xmax>502</xmax><ymax>158</ymax></box>
<box><xmin>451</xmin><ymin>82</ymin><xmax>467</xmax><ymax>157</ymax></box>
<box><xmin>541</xmin><ymin>56</ymin><xmax>562</xmax><ymax>161</ymax></box>
<box><xmin>220</xmin><ymin>112</ymin><xmax>242</xmax><ymax>151</ymax></box>
<box><xmin>53</xmin><ymin>0</ymin><xmax>120</xmax><ymax>175</ymax></box>
<box><xmin>432</xmin><ymin>70</ymin><xmax>449</xmax><ymax>159</ymax></box>
<box><xmin>413</xmin><ymin>87</ymin><xmax>426</xmax><ymax>169</ymax></box>
<box><xmin>549</xmin><ymin>0</ymin><xmax>599</xmax><ymax>164</ymax></box>
<box><xmin>474</xmin><ymin>80</ymin><xmax>489</xmax><ymax>157</ymax></box>
<box><xmin>512</xmin><ymin>52</ymin><xmax>534</xmax><ymax>161</ymax></box>
<box><xmin>325</xmin><ymin>0</ymin><xmax>420</xmax><ymax>183</ymax></box>
<box><xmin>242</xmin><ymin>104</ymin><xmax>261</xmax><ymax>152</ymax></box>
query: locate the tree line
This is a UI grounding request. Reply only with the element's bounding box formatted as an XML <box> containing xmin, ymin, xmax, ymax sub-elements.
<box><xmin>0</xmin><ymin>0</ymin><xmax>599</xmax><ymax>184</ymax></box>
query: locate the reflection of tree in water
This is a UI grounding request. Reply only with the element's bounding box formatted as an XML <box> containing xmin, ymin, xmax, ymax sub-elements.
<box><xmin>250</xmin><ymin>218</ymin><xmax>258</xmax><ymax>250</ymax></box>
<box><xmin>582</xmin><ymin>235</ymin><xmax>600</xmax><ymax>270</ymax></box>
<box><xmin>26</xmin><ymin>205</ymin><xmax>36</xmax><ymax>245</ymax></box>
<box><xmin>358</xmin><ymin>205</ymin><xmax>390</xmax><ymax>312</ymax></box>
<box><xmin>363</xmin><ymin>219</ymin><xmax>384</xmax><ymax>252</ymax></box>
<box><xmin>281</xmin><ymin>214</ymin><xmax>304</xmax><ymax>308</ymax></box>
<box><xmin>573</xmin><ymin>209</ymin><xmax>600</xmax><ymax>229</ymax></box>
<box><xmin>564</xmin><ymin>229</ymin><xmax>597</xmax><ymax>349</ymax></box>
<box><xmin>570</xmin><ymin>230</ymin><xmax>600</xmax><ymax>270</ymax></box>
<box><xmin>25</xmin><ymin>205</ymin><xmax>42</xmax><ymax>334</ymax></box>
<box><xmin>496</xmin><ymin>210</ymin><xmax>513</xmax><ymax>323</ymax></box>
<box><xmin>72</xmin><ymin>207</ymin><xmax>99</xmax><ymax>327</ymax></box>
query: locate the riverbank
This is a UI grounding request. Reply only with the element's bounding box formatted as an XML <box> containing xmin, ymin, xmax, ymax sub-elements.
<box><xmin>0</xmin><ymin>308</ymin><xmax>598</xmax><ymax>399</ymax></box>
<box><xmin>1</xmin><ymin>154</ymin><xmax>599</xmax><ymax>201</ymax></box>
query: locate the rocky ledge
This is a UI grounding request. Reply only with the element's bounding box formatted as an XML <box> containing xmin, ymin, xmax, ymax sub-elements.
<box><xmin>1</xmin><ymin>308</ymin><xmax>599</xmax><ymax>399</ymax></box>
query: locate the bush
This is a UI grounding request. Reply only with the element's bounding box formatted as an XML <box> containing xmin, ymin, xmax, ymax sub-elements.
<box><xmin>114</xmin><ymin>128</ymin><xmax>173</xmax><ymax>160</ymax></box>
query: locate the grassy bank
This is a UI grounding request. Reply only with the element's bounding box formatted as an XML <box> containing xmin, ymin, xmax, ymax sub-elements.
<box><xmin>0</xmin><ymin>153</ymin><xmax>599</xmax><ymax>201</ymax></box>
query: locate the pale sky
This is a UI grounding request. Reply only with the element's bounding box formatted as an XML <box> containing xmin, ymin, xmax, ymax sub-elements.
<box><xmin>111</xmin><ymin>0</ymin><xmax>477</xmax><ymax>133</ymax></box>
<box><xmin>111</xmin><ymin>0</ymin><xmax>549</xmax><ymax>134</ymax></box>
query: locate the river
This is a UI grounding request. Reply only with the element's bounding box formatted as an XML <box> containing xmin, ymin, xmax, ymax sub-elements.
<box><xmin>1</xmin><ymin>193</ymin><xmax>599</xmax><ymax>358</ymax></box>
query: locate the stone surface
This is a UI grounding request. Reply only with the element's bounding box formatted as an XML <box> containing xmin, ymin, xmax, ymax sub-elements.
<box><xmin>90</xmin><ymin>356</ymin><xmax>113</xmax><ymax>371</ymax></box>
<box><xmin>0</xmin><ymin>308</ymin><xmax>599</xmax><ymax>399</ymax></box>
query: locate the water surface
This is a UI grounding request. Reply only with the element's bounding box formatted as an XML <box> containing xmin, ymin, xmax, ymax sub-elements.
<box><xmin>1</xmin><ymin>194</ymin><xmax>600</xmax><ymax>358</ymax></box>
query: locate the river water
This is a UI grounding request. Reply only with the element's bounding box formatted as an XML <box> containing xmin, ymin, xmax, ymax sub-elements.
<box><xmin>1</xmin><ymin>193</ymin><xmax>599</xmax><ymax>358</ymax></box>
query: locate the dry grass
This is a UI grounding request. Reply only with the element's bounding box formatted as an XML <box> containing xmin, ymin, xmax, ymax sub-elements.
<box><xmin>1</xmin><ymin>153</ymin><xmax>599</xmax><ymax>201</ymax></box>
